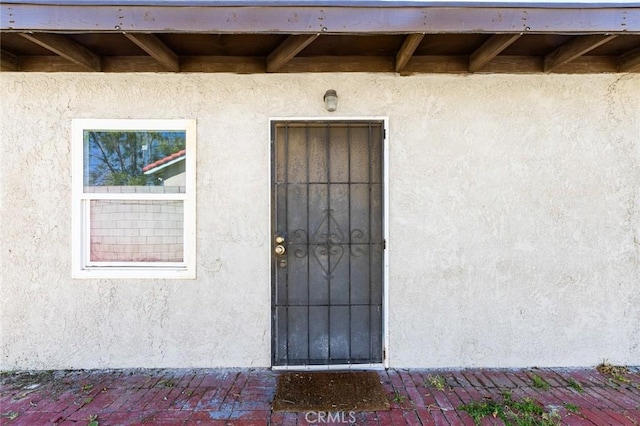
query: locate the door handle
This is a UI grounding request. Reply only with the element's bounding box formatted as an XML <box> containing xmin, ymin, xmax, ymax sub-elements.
<box><xmin>275</xmin><ymin>235</ymin><xmax>286</xmax><ymax>256</ymax></box>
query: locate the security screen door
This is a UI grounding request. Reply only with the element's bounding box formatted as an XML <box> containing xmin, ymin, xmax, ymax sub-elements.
<box><xmin>272</xmin><ymin>120</ymin><xmax>384</xmax><ymax>366</ymax></box>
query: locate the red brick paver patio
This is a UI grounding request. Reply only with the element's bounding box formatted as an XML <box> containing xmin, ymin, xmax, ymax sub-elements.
<box><xmin>1</xmin><ymin>368</ymin><xmax>639</xmax><ymax>425</ymax></box>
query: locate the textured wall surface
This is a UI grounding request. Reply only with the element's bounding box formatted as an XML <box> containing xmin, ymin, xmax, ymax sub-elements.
<box><xmin>1</xmin><ymin>72</ymin><xmax>638</xmax><ymax>369</ymax></box>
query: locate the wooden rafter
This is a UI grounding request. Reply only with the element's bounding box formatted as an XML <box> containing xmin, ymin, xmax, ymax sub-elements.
<box><xmin>18</xmin><ymin>33</ymin><xmax>100</xmax><ymax>71</ymax></box>
<box><xmin>618</xmin><ymin>48</ymin><xmax>640</xmax><ymax>72</ymax></box>
<box><xmin>267</xmin><ymin>34</ymin><xmax>318</xmax><ymax>72</ymax></box>
<box><xmin>469</xmin><ymin>34</ymin><xmax>521</xmax><ymax>72</ymax></box>
<box><xmin>124</xmin><ymin>33</ymin><xmax>179</xmax><ymax>72</ymax></box>
<box><xmin>1</xmin><ymin>49</ymin><xmax>19</xmax><ymax>71</ymax></box>
<box><xmin>544</xmin><ymin>35</ymin><xmax>617</xmax><ymax>73</ymax></box>
<box><xmin>395</xmin><ymin>34</ymin><xmax>424</xmax><ymax>73</ymax></box>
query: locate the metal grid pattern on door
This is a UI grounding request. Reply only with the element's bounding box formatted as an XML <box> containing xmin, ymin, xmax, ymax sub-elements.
<box><xmin>271</xmin><ymin>120</ymin><xmax>384</xmax><ymax>366</ymax></box>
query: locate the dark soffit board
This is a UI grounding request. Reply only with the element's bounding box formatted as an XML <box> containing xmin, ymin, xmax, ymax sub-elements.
<box><xmin>1</xmin><ymin>32</ymin><xmax>54</xmax><ymax>54</ymax></box>
<box><xmin>414</xmin><ymin>34</ymin><xmax>489</xmax><ymax>55</ymax></box>
<box><xmin>587</xmin><ymin>35</ymin><xmax>640</xmax><ymax>55</ymax></box>
<box><xmin>158</xmin><ymin>34</ymin><xmax>287</xmax><ymax>56</ymax></box>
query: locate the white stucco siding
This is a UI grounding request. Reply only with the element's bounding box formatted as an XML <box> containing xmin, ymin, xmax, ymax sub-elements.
<box><xmin>0</xmin><ymin>72</ymin><xmax>638</xmax><ymax>370</ymax></box>
<box><xmin>389</xmin><ymin>75</ymin><xmax>640</xmax><ymax>367</ymax></box>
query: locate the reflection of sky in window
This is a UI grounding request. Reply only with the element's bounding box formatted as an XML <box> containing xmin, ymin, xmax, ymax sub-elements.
<box><xmin>83</xmin><ymin>131</ymin><xmax>185</xmax><ymax>187</ymax></box>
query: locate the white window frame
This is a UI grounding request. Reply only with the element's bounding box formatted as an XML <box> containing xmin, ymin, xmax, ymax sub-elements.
<box><xmin>72</xmin><ymin>119</ymin><xmax>196</xmax><ymax>279</ymax></box>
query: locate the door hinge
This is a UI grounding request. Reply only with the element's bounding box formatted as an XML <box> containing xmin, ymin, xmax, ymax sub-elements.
<box><xmin>383</xmin><ymin>347</ymin><xmax>387</xmax><ymax>360</ymax></box>
<box><xmin>383</xmin><ymin>239</ymin><xmax>387</xmax><ymax>250</ymax></box>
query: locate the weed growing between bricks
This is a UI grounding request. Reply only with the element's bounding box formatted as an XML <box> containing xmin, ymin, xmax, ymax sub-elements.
<box><xmin>459</xmin><ymin>390</ymin><xmax>560</xmax><ymax>425</ymax></box>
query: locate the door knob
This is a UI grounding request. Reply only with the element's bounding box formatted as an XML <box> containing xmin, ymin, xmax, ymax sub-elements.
<box><xmin>275</xmin><ymin>245</ymin><xmax>286</xmax><ymax>256</ymax></box>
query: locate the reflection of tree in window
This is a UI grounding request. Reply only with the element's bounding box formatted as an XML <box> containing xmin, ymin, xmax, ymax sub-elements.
<box><xmin>84</xmin><ymin>131</ymin><xmax>185</xmax><ymax>186</ymax></box>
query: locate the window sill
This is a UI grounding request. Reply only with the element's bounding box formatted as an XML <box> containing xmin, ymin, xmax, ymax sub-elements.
<box><xmin>73</xmin><ymin>267</ymin><xmax>196</xmax><ymax>280</ymax></box>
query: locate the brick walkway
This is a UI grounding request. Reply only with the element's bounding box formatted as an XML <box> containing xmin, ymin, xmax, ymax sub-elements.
<box><xmin>1</xmin><ymin>367</ymin><xmax>639</xmax><ymax>425</ymax></box>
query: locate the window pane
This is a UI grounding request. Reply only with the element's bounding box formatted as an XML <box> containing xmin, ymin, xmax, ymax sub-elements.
<box><xmin>89</xmin><ymin>200</ymin><xmax>184</xmax><ymax>262</ymax></box>
<box><xmin>83</xmin><ymin>130</ymin><xmax>186</xmax><ymax>193</ymax></box>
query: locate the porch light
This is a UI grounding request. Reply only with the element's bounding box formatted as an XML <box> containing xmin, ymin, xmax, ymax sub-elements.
<box><xmin>324</xmin><ymin>90</ymin><xmax>338</xmax><ymax>112</ymax></box>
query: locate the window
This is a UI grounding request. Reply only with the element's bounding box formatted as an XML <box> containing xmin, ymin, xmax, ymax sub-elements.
<box><xmin>72</xmin><ymin>119</ymin><xmax>196</xmax><ymax>278</ymax></box>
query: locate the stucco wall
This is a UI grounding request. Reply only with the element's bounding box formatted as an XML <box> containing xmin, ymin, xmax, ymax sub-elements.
<box><xmin>1</xmin><ymin>72</ymin><xmax>638</xmax><ymax>370</ymax></box>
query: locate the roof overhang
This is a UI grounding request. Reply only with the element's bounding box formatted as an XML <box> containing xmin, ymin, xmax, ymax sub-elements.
<box><xmin>2</xmin><ymin>1</ymin><xmax>639</xmax><ymax>74</ymax></box>
<box><xmin>143</xmin><ymin>150</ymin><xmax>186</xmax><ymax>175</ymax></box>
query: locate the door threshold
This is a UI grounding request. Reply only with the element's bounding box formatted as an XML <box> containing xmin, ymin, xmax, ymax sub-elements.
<box><xmin>272</xmin><ymin>363</ymin><xmax>385</xmax><ymax>371</ymax></box>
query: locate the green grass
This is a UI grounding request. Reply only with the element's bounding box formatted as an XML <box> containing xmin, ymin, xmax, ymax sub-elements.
<box><xmin>392</xmin><ymin>390</ymin><xmax>406</xmax><ymax>404</ymax></box>
<box><xmin>426</xmin><ymin>375</ymin><xmax>446</xmax><ymax>391</ymax></box>
<box><xmin>563</xmin><ymin>403</ymin><xmax>580</xmax><ymax>414</ymax></box>
<box><xmin>156</xmin><ymin>379</ymin><xmax>175</xmax><ymax>388</ymax></box>
<box><xmin>459</xmin><ymin>393</ymin><xmax>560</xmax><ymax>426</ymax></box>
<box><xmin>566</xmin><ymin>378</ymin><xmax>584</xmax><ymax>393</ymax></box>
<box><xmin>529</xmin><ymin>373</ymin><xmax>550</xmax><ymax>390</ymax></box>
<box><xmin>87</xmin><ymin>414</ymin><xmax>99</xmax><ymax>426</ymax></box>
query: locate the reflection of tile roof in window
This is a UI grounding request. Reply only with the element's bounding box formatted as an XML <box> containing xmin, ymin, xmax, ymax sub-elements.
<box><xmin>143</xmin><ymin>149</ymin><xmax>186</xmax><ymax>174</ymax></box>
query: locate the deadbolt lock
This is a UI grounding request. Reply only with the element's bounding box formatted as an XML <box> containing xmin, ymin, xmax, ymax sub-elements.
<box><xmin>275</xmin><ymin>245</ymin><xmax>286</xmax><ymax>256</ymax></box>
<box><xmin>275</xmin><ymin>236</ymin><xmax>285</xmax><ymax>244</ymax></box>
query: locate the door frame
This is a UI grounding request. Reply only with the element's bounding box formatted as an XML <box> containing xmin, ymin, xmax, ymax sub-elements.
<box><xmin>268</xmin><ymin>117</ymin><xmax>390</xmax><ymax>370</ymax></box>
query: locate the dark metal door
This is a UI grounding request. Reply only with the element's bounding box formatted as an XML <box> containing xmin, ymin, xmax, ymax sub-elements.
<box><xmin>272</xmin><ymin>121</ymin><xmax>384</xmax><ymax>366</ymax></box>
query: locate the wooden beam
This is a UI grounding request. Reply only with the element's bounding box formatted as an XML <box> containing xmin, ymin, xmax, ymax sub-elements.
<box><xmin>14</xmin><ymin>54</ymin><xmax>627</xmax><ymax>74</ymax></box>
<box><xmin>469</xmin><ymin>34</ymin><xmax>521</xmax><ymax>72</ymax></box>
<box><xmin>618</xmin><ymin>47</ymin><xmax>640</xmax><ymax>72</ymax></box>
<box><xmin>406</xmin><ymin>55</ymin><xmax>621</xmax><ymax>74</ymax></box>
<box><xmin>551</xmin><ymin>56</ymin><xmax>618</xmax><ymax>73</ymax></box>
<box><xmin>18</xmin><ymin>33</ymin><xmax>100</xmax><ymax>71</ymax></box>
<box><xmin>123</xmin><ymin>33</ymin><xmax>179</xmax><ymax>72</ymax></box>
<box><xmin>1</xmin><ymin>49</ymin><xmax>20</xmax><ymax>71</ymax></box>
<box><xmin>280</xmin><ymin>56</ymin><xmax>394</xmax><ymax>73</ymax></box>
<box><xmin>544</xmin><ymin>34</ymin><xmax>617</xmax><ymax>72</ymax></box>
<box><xmin>395</xmin><ymin>34</ymin><xmax>424</xmax><ymax>73</ymax></box>
<box><xmin>181</xmin><ymin>56</ymin><xmax>265</xmax><ymax>73</ymax></box>
<box><xmin>403</xmin><ymin>56</ymin><xmax>469</xmax><ymax>74</ymax></box>
<box><xmin>267</xmin><ymin>34</ymin><xmax>318</xmax><ymax>72</ymax></box>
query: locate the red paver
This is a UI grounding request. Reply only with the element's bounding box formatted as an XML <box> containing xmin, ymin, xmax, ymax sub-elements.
<box><xmin>443</xmin><ymin>389</ymin><xmax>475</xmax><ymax>426</ymax></box>
<box><xmin>405</xmin><ymin>385</ymin><xmax>426</xmax><ymax>408</ymax></box>
<box><xmin>450</xmin><ymin>371</ymin><xmax>473</xmax><ymax>388</ymax></box>
<box><xmin>2</xmin><ymin>368</ymin><xmax>640</xmax><ymax>425</ymax></box>
<box><xmin>501</xmin><ymin>370</ymin><xmax>530</xmax><ymax>388</ymax></box>
<box><xmin>580</xmin><ymin>407</ymin><xmax>627</xmax><ymax>425</ymax></box>
<box><xmin>414</xmin><ymin>408</ymin><xmax>436</xmax><ymax>425</ymax></box>
<box><xmin>460</xmin><ymin>370</ymin><xmax>485</xmax><ymax>388</ymax></box>
<box><xmin>530</xmin><ymin>369</ymin><xmax>563</xmax><ymax>387</ymax></box>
